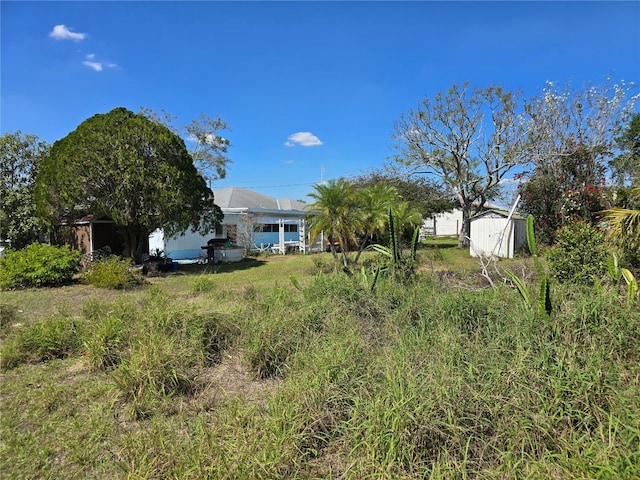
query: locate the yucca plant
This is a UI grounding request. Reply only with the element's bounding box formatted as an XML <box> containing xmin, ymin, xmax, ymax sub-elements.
<box><xmin>505</xmin><ymin>214</ymin><xmax>552</xmax><ymax>318</ymax></box>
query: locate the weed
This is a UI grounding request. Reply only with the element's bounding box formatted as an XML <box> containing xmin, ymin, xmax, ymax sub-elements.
<box><xmin>83</xmin><ymin>256</ymin><xmax>144</xmax><ymax>289</ymax></box>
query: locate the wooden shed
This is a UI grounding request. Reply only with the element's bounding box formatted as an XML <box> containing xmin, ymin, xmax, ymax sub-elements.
<box><xmin>469</xmin><ymin>209</ymin><xmax>527</xmax><ymax>259</ymax></box>
<box><xmin>51</xmin><ymin>215</ymin><xmax>126</xmax><ymax>261</ymax></box>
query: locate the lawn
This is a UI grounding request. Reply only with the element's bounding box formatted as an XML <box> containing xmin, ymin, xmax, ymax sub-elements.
<box><xmin>1</xmin><ymin>247</ymin><xmax>638</xmax><ymax>479</ymax></box>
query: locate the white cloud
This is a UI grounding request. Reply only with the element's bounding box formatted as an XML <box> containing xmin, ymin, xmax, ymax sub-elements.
<box><xmin>82</xmin><ymin>54</ymin><xmax>117</xmax><ymax>72</ymax></box>
<box><xmin>284</xmin><ymin>132</ymin><xmax>323</xmax><ymax>147</ymax></box>
<box><xmin>49</xmin><ymin>24</ymin><xmax>87</xmax><ymax>41</ymax></box>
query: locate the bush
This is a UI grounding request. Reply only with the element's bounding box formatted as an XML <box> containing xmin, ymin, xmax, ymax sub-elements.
<box><xmin>547</xmin><ymin>221</ymin><xmax>609</xmax><ymax>285</ymax></box>
<box><xmin>83</xmin><ymin>256</ymin><xmax>144</xmax><ymax>289</ymax></box>
<box><xmin>0</xmin><ymin>243</ymin><xmax>81</xmax><ymax>290</ymax></box>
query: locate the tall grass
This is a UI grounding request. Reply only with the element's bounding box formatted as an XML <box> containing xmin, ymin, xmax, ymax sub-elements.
<box><xmin>1</xmin><ymin>254</ymin><xmax>639</xmax><ymax>479</ymax></box>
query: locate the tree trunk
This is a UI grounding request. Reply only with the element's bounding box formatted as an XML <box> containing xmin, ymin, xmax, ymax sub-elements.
<box><xmin>458</xmin><ymin>205</ymin><xmax>471</xmax><ymax>248</ymax></box>
<box><xmin>120</xmin><ymin>225</ymin><xmax>149</xmax><ymax>263</ymax></box>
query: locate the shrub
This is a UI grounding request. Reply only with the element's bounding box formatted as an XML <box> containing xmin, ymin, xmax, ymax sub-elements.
<box><xmin>0</xmin><ymin>243</ymin><xmax>81</xmax><ymax>289</ymax></box>
<box><xmin>547</xmin><ymin>221</ymin><xmax>608</xmax><ymax>285</ymax></box>
<box><xmin>83</xmin><ymin>256</ymin><xmax>144</xmax><ymax>289</ymax></box>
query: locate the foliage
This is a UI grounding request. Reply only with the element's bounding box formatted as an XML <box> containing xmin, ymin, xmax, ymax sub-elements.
<box><xmin>393</xmin><ymin>82</ymin><xmax>529</xmax><ymax>247</ymax></box>
<box><xmin>518</xmin><ymin>153</ymin><xmax>610</xmax><ymax>245</ymax></box>
<box><xmin>368</xmin><ymin>209</ymin><xmax>421</xmax><ymax>287</ymax></box>
<box><xmin>82</xmin><ymin>256</ymin><xmax>144</xmax><ymax>289</ymax></box>
<box><xmin>547</xmin><ymin>221</ymin><xmax>608</xmax><ymax>285</ymax></box>
<box><xmin>603</xmin><ymin>186</ymin><xmax>640</xmax><ymax>267</ymax></box>
<box><xmin>306</xmin><ymin>178</ymin><xmax>357</xmax><ymax>267</ymax></box>
<box><xmin>351</xmin><ymin>169</ymin><xmax>456</xmax><ymax>219</ymax></box>
<box><xmin>519</xmin><ymin>77</ymin><xmax>637</xmax><ymax>244</ymax></box>
<box><xmin>0</xmin><ymin>243</ymin><xmax>81</xmax><ymax>290</ymax></box>
<box><xmin>611</xmin><ymin>112</ymin><xmax>640</xmax><ymax>186</ymax></box>
<box><xmin>0</xmin><ymin>131</ymin><xmax>49</xmax><ymax>248</ymax></box>
<box><xmin>34</xmin><ymin>107</ymin><xmax>223</xmax><ymax>261</ymax></box>
<box><xmin>352</xmin><ymin>182</ymin><xmax>398</xmax><ymax>263</ymax></box>
<box><xmin>608</xmin><ymin>252</ymin><xmax>639</xmax><ymax>305</ymax></box>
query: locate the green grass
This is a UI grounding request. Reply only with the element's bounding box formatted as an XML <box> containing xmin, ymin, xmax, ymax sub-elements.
<box><xmin>1</xmin><ymin>250</ymin><xmax>638</xmax><ymax>479</ymax></box>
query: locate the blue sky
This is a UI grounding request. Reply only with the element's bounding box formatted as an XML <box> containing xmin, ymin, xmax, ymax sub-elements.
<box><xmin>2</xmin><ymin>1</ymin><xmax>639</xmax><ymax>202</ymax></box>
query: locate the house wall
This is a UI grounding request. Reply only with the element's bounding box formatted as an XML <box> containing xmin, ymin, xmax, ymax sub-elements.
<box><xmin>149</xmin><ymin>226</ymin><xmax>227</xmax><ymax>261</ymax></box>
<box><xmin>423</xmin><ymin>210</ymin><xmax>462</xmax><ymax>237</ymax></box>
<box><xmin>149</xmin><ymin>212</ymin><xmax>307</xmax><ymax>261</ymax></box>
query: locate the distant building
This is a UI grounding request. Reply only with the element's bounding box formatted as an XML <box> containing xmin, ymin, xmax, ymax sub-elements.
<box><xmin>149</xmin><ymin>187</ymin><xmax>314</xmax><ymax>262</ymax></box>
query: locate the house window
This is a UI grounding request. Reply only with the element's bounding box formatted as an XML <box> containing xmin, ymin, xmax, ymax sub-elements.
<box><xmin>258</xmin><ymin>223</ymin><xmax>298</xmax><ymax>233</ymax></box>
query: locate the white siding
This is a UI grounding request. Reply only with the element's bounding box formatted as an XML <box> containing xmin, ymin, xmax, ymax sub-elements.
<box><xmin>469</xmin><ymin>213</ymin><xmax>527</xmax><ymax>258</ymax></box>
<box><xmin>432</xmin><ymin>210</ymin><xmax>462</xmax><ymax>236</ymax></box>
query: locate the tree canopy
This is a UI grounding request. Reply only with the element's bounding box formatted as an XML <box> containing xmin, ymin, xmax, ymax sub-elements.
<box><xmin>518</xmin><ymin>77</ymin><xmax>638</xmax><ymax>244</ymax></box>
<box><xmin>611</xmin><ymin>112</ymin><xmax>640</xmax><ymax>187</ymax></box>
<box><xmin>1</xmin><ymin>132</ymin><xmax>49</xmax><ymax>248</ymax></box>
<box><xmin>35</xmin><ymin>107</ymin><xmax>223</xmax><ymax>261</ymax></box>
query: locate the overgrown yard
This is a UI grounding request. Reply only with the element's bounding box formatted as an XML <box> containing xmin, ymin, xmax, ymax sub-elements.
<box><xmin>1</xmin><ymin>247</ymin><xmax>639</xmax><ymax>479</ymax></box>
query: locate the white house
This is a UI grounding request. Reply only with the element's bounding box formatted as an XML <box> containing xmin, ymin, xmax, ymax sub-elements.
<box><xmin>421</xmin><ymin>202</ymin><xmax>502</xmax><ymax>239</ymax></box>
<box><xmin>469</xmin><ymin>209</ymin><xmax>527</xmax><ymax>259</ymax></box>
<box><xmin>421</xmin><ymin>209</ymin><xmax>464</xmax><ymax>238</ymax></box>
<box><xmin>149</xmin><ymin>187</ymin><xmax>311</xmax><ymax>262</ymax></box>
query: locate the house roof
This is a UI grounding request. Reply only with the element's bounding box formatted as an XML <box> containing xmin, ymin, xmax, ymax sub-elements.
<box><xmin>213</xmin><ymin>187</ymin><xmax>308</xmax><ymax>213</ymax></box>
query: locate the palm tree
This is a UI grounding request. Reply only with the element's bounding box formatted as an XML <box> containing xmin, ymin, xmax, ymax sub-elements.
<box><xmin>353</xmin><ymin>182</ymin><xmax>399</xmax><ymax>263</ymax></box>
<box><xmin>603</xmin><ymin>187</ymin><xmax>640</xmax><ymax>254</ymax></box>
<box><xmin>307</xmin><ymin>179</ymin><xmax>356</xmax><ymax>267</ymax></box>
<box><xmin>391</xmin><ymin>201</ymin><xmax>424</xmax><ymax>246</ymax></box>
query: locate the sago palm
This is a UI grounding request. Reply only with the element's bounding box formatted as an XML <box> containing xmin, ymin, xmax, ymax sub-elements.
<box><xmin>353</xmin><ymin>182</ymin><xmax>399</xmax><ymax>263</ymax></box>
<box><xmin>603</xmin><ymin>187</ymin><xmax>640</xmax><ymax>248</ymax></box>
<box><xmin>306</xmin><ymin>178</ymin><xmax>356</xmax><ymax>267</ymax></box>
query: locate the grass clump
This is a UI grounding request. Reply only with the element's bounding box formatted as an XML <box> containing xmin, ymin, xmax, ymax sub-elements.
<box><xmin>0</xmin><ymin>313</ymin><xmax>82</xmax><ymax>369</ymax></box>
<box><xmin>83</xmin><ymin>255</ymin><xmax>144</xmax><ymax>289</ymax></box>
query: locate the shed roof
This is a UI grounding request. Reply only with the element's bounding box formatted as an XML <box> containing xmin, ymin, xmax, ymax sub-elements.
<box><xmin>471</xmin><ymin>208</ymin><xmax>526</xmax><ymax>221</ymax></box>
<box><xmin>213</xmin><ymin>187</ymin><xmax>308</xmax><ymax>213</ymax></box>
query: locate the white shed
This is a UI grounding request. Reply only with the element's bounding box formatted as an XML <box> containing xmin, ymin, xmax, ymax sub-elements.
<box><xmin>469</xmin><ymin>209</ymin><xmax>527</xmax><ymax>259</ymax></box>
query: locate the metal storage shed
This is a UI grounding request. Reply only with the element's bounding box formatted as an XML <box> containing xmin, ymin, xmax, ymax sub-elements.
<box><xmin>469</xmin><ymin>209</ymin><xmax>527</xmax><ymax>259</ymax></box>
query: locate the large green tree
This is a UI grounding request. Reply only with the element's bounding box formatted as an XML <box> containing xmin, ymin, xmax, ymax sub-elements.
<box><xmin>393</xmin><ymin>83</ymin><xmax>528</xmax><ymax>247</ymax></box>
<box><xmin>35</xmin><ymin>107</ymin><xmax>224</xmax><ymax>261</ymax></box>
<box><xmin>1</xmin><ymin>132</ymin><xmax>49</xmax><ymax>248</ymax></box>
<box><xmin>352</xmin><ymin>170</ymin><xmax>455</xmax><ymax>219</ymax></box>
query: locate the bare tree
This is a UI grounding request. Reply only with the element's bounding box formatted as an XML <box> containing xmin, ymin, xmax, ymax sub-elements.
<box><xmin>393</xmin><ymin>83</ymin><xmax>529</xmax><ymax>247</ymax></box>
<box><xmin>140</xmin><ymin>108</ymin><xmax>231</xmax><ymax>185</ymax></box>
